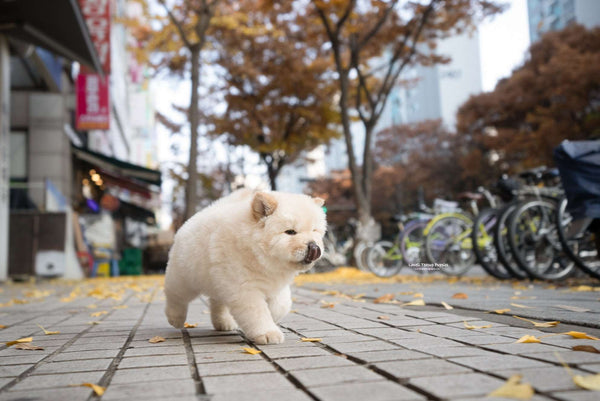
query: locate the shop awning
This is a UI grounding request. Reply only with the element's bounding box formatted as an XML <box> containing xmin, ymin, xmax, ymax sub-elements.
<box><xmin>0</xmin><ymin>0</ymin><xmax>102</xmax><ymax>73</ymax></box>
<box><xmin>73</xmin><ymin>147</ymin><xmax>162</xmax><ymax>187</ymax></box>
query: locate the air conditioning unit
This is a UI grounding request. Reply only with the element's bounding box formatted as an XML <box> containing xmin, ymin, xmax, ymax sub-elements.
<box><xmin>35</xmin><ymin>251</ymin><xmax>65</xmax><ymax>277</ymax></box>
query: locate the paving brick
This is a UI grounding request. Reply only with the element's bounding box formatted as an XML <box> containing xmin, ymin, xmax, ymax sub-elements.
<box><xmin>52</xmin><ymin>349</ymin><xmax>120</xmax><ymax>361</ymax></box>
<box><xmin>309</xmin><ymin>380</ymin><xmax>425</xmax><ymax>401</ymax></box>
<box><xmin>111</xmin><ymin>366</ymin><xmax>191</xmax><ymax>384</ymax></box>
<box><xmin>0</xmin><ymin>353</ymin><xmax>47</xmax><ymax>365</ymax></box>
<box><xmin>197</xmin><ymin>360</ymin><xmax>276</xmax><ymax>376</ymax></box>
<box><xmin>0</xmin><ymin>363</ymin><xmax>29</xmax><ymax>378</ymax></box>
<box><xmin>119</xmin><ymin>354</ymin><xmax>188</xmax><ymax>369</ymax></box>
<box><xmin>450</xmin><ymin>354</ymin><xmax>549</xmax><ymax>371</ymax></box>
<box><xmin>290</xmin><ymin>366</ymin><xmax>382</xmax><ymax>387</ymax></box>
<box><xmin>275</xmin><ymin>355</ymin><xmax>355</xmax><ymax>371</ymax></box>
<box><xmin>191</xmin><ymin>343</ymin><xmax>247</xmax><ymax>353</ymax></box>
<box><xmin>523</xmin><ymin>351</ymin><xmax>600</xmax><ymax>365</ymax></box>
<box><xmin>553</xmin><ymin>390</ymin><xmax>600</xmax><ymax>401</ymax></box>
<box><xmin>481</xmin><ymin>342</ymin><xmax>565</xmax><ymax>355</ymax></box>
<box><xmin>354</xmin><ymin>328</ymin><xmax>422</xmax><ymax>340</ymax></box>
<box><xmin>0</xmin><ymin>386</ymin><xmax>93</xmax><ymax>400</ymax></box>
<box><xmin>202</xmin><ymin>372</ymin><xmax>296</xmax><ymax>393</ymax></box>
<box><xmin>260</xmin><ymin>346</ymin><xmax>330</xmax><ymax>359</ymax></box>
<box><xmin>210</xmin><ymin>389</ymin><xmax>313</xmax><ymax>401</ymax></box>
<box><xmin>376</xmin><ymin>358</ymin><xmax>472</xmax><ymax>379</ymax></box>
<box><xmin>409</xmin><ymin>372</ymin><xmax>505</xmax><ymax>398</ymax></box>
<box><xmin>35</xmin><ymin>358</ymin><xmax>113</xmax><ymax>374</ymax></box>
<box><xmin>494</xmin><ymin>366</ymin><xmax>591</xmax><ymax>392</ymax></box>
<box><xmin>350</xmin><ymin>349</ymin><xmax>430</xmax><ymax>363</ymax></box>
<box><xmin>419</xmin><ymin>346</ymin><xmax>498</xmax><ymax>358</ymax></box>
<box><xmin>11</xmin><ymin>371</ymin><xmax>105</xmax><ymax>391</ymax></box>
<box><xmin>101</xmin><ymin>378</ymin><xmax>196</xmax><ymax>400</ymax></box>
<box><xmin>391</xmin><ymin>336</ymin><xmax>461</xmax><ymax>350</ymax></box>
<box><xmin>327</xmin><ymin>340</ymin><xmax>398</xmax><ymax>354</ymax></box>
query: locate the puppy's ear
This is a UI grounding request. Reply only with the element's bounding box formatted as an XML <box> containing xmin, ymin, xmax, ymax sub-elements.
<box><xmin>313</xmin><ymin>197</ymin><xmax>325</xmax><ymax>207</ymax></box>
<box><xmin>252</xmin><ymin>192</ymin><xmax>278</xmax><ymax>221</ymax></box>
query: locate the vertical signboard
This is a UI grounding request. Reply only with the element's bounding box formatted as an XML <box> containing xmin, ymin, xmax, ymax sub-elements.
<box><xmin>76</xmin><ymin>0</ymin><xmax>111</xmax><ymax>131</ymax></box>
<box><xmin>0</xmin><ymin>36</ymin><xmax>9</xmax><ymax>281</ymax></box>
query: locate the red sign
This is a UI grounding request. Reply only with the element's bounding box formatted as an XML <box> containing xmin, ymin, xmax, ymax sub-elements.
<box><xmin>79</xmin><ymin>0</ymin><xmax>111</xmax><ymax>74</ymax></box>
<box><xmin>76</xmin><ymin>74</ymin><xmax>110</xmax><ymax>130</ymax></box>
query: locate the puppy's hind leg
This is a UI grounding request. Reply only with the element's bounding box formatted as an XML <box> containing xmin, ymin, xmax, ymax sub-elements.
<box><xmin>210</xmin><ymin>298</ymin><xmax>238</xmax><ymax>331</ymax></box>
<box><xmin>164</xmin><ymin>268</ymin><xmax>196</xmax><ymax>328</ymax></box>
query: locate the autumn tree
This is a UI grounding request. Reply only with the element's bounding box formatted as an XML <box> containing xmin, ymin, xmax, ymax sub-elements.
<box><xmin>308</xmin><ymin>0</ymin><xmax>503</xmax><ymax>241</ymax></box>
<box><xmin>127</xmin><ymin>0</ymin><xmax>226</xmax><ymax>220</ymax></box>
<box><xmin>209</xmin><ymin>2</ymin><xmax>340</xmax><ymax>190</ymax></box>
<box><xmin>457</xmin><ymin>24</ymin><xmax>600</xmax><ymax>175</ymax></box>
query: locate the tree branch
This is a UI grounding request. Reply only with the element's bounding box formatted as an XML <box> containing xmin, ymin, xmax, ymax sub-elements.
<box><xmin>158</xmin><ymin>0</ymin><xmax>193</xmax><ymax>48</ymax></box>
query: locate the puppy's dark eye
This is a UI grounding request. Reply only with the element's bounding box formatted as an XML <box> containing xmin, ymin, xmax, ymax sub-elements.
<box><xmin>285</xmin><ymin>229</ymin><xmax>297</xmax><ymax>235</ymax></box>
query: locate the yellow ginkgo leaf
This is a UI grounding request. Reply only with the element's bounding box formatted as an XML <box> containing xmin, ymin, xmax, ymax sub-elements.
<box><xmin>377</xmin><ymin>315</ymin><xmax>390</xmax><ymax>320</ymax></box>
<box><xmin>413</xmin><ymin>293</ymin><xmax>424</xmax><ymax>298</ymax></box>
<box><xmin>6</xmin><ymin>337</ymin><xmax>33</xmax><ymax>347</ymax></box>
<box><xmin>402</xmin><ymin>299</ymin><xmax>425</xmax><ymax>307</ymax></box>
<box><xmin>490</xmin><ymin>308</ymin><xmax>511</xmax><ymax>314</ymax></box>
<box><xmin>374</xmin><ymin>293</ymin><xmax>395</xmax><ymax>304</ymax></box>
<box><xmin>37</xmin><ymin>324</ymin><xmax>60</xmax><ymax>335</ymax></box>
<box><xmin>74</xmin><ymin>383</ymin><xmax>105</xmax><ymax>396</ymax></box>
<box><xmin>463</xmin><ymin>321</ymin><xmax>492</xmax><ymax>330</ymax></box>
<box><xmin>513</xmin><ymin>316</ymin><xmax>560</xmax><ymax>328</ymax></box>
<box><xmin>112</xmin><ymin>305</ymin><xmax>128</xmax><ymax>309</ymax></box>
<box><xmin>441</xmin><ymin>301</ymin><xmax>453</xmax><ymax>310</ymax></box>
<box><xmin>15</xmin><ymin>343</ymin><xmax>44</xmax><ymax>351</ymax></box>
<box><xmin>320</xmin><ymin>302</ymin><xmax>336</xmax><ymax>308</ymax></box>
<box><xmin>488</xmin><ymin>374</ymin><xmax>534</xmax><ymax>400</ymax></box>
<box><xmin>510</xmin><ymin>303</ymin><xmax>535</xmax><ymax>309</ymax></box>
<box><xmin>301</xmin><ymin>338</ymin><xmax>322</xmax><ymax>342</ymax></box>
<box><xmin>183</xmin><ymin>322</ymin><xmax>198</xmax><ymax>328</ymax></box>
<box><xmin>563</xmin><ymin>331</ymin><xmax>599</xmax><ymax>340</ymax></box>
<box><xmin>0</xmin><ymin>324</ymin><xmax>6</xmax><ymax>329</ymax></box>
<box><xmin>452</xmin><ymin>293</ymin><xmax>468</xmax><ymax>299</ymax></box>
<box><xmin>515</xmin><ymin>335</ymin><xmax>541</xmax><ymax>344</ymax></box>
<box><xmin>90</xmin><ymin>311</ymin><xmax>108</xmax><ymax>317</ymax></box>
<box><xmin>148</xmin><ymin>336</ymin><xmax>165</xmax><ymax>344</ymax></box>
<box><xmin>242</xmin><ymin>347</ymin><xmax>261</xmax><ymax>355</ymax></box>
<box><xmin>573</xmin><ymin>373</ymin><xmax>600</xmax><ymax>390</ymax></box>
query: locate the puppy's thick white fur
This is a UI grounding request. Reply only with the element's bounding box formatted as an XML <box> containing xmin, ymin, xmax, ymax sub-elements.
<box><xmin>164</xmin><ymin>189</ymin><xmax>326</xmax><ymax>345</ymax></box>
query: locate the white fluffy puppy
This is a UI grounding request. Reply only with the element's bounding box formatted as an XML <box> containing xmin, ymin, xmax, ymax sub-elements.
<box><xmin>164</xmin><ymin>189</ymin><xmax>326</xmax><ymax>344</ymax></box>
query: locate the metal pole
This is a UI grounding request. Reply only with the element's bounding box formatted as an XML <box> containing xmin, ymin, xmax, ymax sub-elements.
<box><xmin>0</xmin><ymin>34</ymin><xmax>10</xmax><ymax>282</ymax></box>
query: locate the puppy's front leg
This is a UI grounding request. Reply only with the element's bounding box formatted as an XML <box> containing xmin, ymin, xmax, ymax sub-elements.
<box><xmin>228</xmin><ymin>291</ymin><xmax>284</xmax><ymax>345</ymax></box>
<box><xmin>268</xmin><ymin>285</ymin><xmax>292</xmax><ymax>323</ymax></box>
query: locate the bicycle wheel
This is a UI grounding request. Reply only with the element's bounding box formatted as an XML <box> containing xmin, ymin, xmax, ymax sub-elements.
<box><xmin>556</xmin><ymin>198</ymin><xmax>600</xmax><ymax>280</ymax></box>
<box><xmin>425</xmin><ymin>215</ymin><xmax>474</xmax><ymax>276</ymax></box>
<box><xmin>365</xmin><ymin>240</ymin><xmax>403</xmax><ymax>277</ymax></box>
<box><xmin>508</xmin><ymin>198</ymin><xmax>575</xmax><ymax>280</ymax></box>
<box><xmin>400</xmin><ymin>220</ymin><xmax>428</xmax><ymax>272</ymax></box>
<box><xmin>353</xmin><ymin>241</ymin><xmax>372</xmax><ymax>271</ymax></box>
<box><xmin>472</xmin><ymin>208</ymin><xmax>513</xmax><ymax>280</ymax></box>
<box><xmin>494</xmin><ymin>202</ymin><xmax>529</xmax><ymax>279</ymax></box>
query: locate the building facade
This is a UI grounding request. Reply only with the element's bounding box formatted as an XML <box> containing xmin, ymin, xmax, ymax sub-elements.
<box><xmin>528</xmin><ymin>0</ymin><xmax>600</xmax><ymax>43</ymax></box>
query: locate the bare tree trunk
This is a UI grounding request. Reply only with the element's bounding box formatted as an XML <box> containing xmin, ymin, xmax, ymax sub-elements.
<box><xmin>185</xmin><ymin>44</ymin><xmax>201</xmax><ymax>220</ymax></box>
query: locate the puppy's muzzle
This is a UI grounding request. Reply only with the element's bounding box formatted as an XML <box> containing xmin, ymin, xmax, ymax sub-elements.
<box><xmin>303</xmin><ymin>242</ymin><xmax>321</xmax><ymax>264</ymax></box>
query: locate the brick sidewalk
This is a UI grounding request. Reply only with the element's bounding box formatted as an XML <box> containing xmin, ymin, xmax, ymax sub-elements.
<box><xmin>0</xmin><ymin>277</ymin><xmax>599</xmax><ymax>400</ymax></box>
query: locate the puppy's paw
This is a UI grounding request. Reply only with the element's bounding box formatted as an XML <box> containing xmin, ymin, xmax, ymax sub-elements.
<box><xmin>165</xmin><ymin>306</ymin><xmax>186</xmax><ymax>329</ymax></box>
<box><xmin>212</xmin><ymin>316</ymin><xmax>238</xmax><ymax>331</ymax></box>
<box><xmin>251</xmin><ymin>329</ymin><xmax>285</xmax><ymax>345</ymax></box>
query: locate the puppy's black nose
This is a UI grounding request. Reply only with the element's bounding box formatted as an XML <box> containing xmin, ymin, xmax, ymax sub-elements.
<box><xmin>304</xmin><ymin>242</ymin><xmax>321</xmax><ymax>264</ymax></box>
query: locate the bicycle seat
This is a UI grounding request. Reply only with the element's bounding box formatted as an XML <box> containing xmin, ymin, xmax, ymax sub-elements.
<box><xmin>518</xmin><ymin>166</ymin><xmax>547</xmax><ymax>183</ymax></box>
<box><xmin>457</xmin><ymin>192</ymin><xmax>483</xmax><ymax>201</ymax></box>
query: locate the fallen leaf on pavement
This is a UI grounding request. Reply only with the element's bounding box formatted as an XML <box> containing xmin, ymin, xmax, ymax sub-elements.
<box><xmin>86</xmin><ymin>304</ymin><xmax>98</xmax><ymax>309</ymax></box>
<box><xmin>401</xmin><ymin>299</ymin><xmax>425</xmax><ymax>307</ymax></box>
<box><xmin>72</xmin><ymin>383</ymin><xmax>105</xmax><ymax>396</ymax></box>
<box><xmin>452</xmin><ymin>293</ymin><xmax>468</xmax><ymax>299</ymax></box>
<box><xmin>570</xmin><ymin>285</ymin><xmax>595</xmax><ymax>292</ymax></box>
<box><xmin>90</xmin><ymin>311</ymin><xmax>108</xmax><ymax>317</ymax></box>
<box><xmin>320</xmin><ymin>302</ymin><xmax>336</xmax><ymax>308</ymax></box>
<box><xmin>513</xmin><ymin>316</ymin><xmax>560</xmax><ymax>328</ymax></box>
<box><xmin>148</xmin><ymin>336</ymin><xmax>165</xmax><ymax>344</ymax></box>
<box><xmin>6</xmin><ymin>337</ymin><xmax>33</xmax><ymax>347</ymax></box>
<box><xmin>374</xmin><ymin>294</ymin><xmax>395</xmax><ymax>304</ymax></box>
<box><xmin>88</xmin><ymin>321</ymin><xmax>101</xmax><ymax>325</ymax></box>
<box><xmin>37</xmin><ymin>324</ymin><xmax>60</xmax><ymax>335</ymax></box>
<box><xmin>464</xmin><ymin>321</ymin><xmax>492</xmax><ymax>330</ymax></box>
<box><xmin>488</xmin><ymin>374</ymin><xmax>534</xmax><ymax>400</ymax></box>
<box><xmin>511</xmin><ymin>296</ymin><xmax>537</xmax><ymax>300</ymax></box>
<box><xmin>510</xmin><ymin>303</ymin><xmax>535</xmax><ymax>309</ymax></box>
<box><xmin>15</xmin><ymin>343</ymin><xmax>44</xmax><ymax>351</ymax></box>
<box><xmin>489</xmin><ymin>309</ymin><xmax>511</xmax><ymax>314</ymax></box>
<box><xmin>572</xmin><ymin>345</ymin><xmax>600</xmax><ymax>353</ymax></box>
<box><xmin>563</xmin><ymin>331</ymin><xmax>599</xmax><ymax>340</ymax></box>
<box><xmin>554</xmin><ymin>305</ymin><xmax>591</xmax><ymax>313</ymax></box>
<box><xmin>0</xmin><ymin>324</ymin><xmax>6</xmax><ymax>329</ymax></box>
<box><xmin>183</xmin><ymin>322</ymin><xmax>198</xmax><ymax>328</ymax></box>
<box><xmin>377</xmin><ymin>315</ymin><xmax>390</xmax><ymax>320</ymax></box>
<box><xmin>112</xmin><ymin>305</ymin><xmax>128</xmax><ymax>309</ymax></box>
<box><xmin>413</xmin><ymin>293</ymin><xmax>424</xmax><ymax>298</ymax></box>
<box><xmin>441</xmin><ymin>301</ymin><xmax>453</xmax><ymax>310</ymax></box>
<box><xmin>301</xmin><ymin>338</ymin><xmax>322</xmax><ymax>342</ymax></box>
<box><xmin>515</xmin><ymin>335</ymin><xmax>541</xmax><ymax>343</ymax></box>
<box><xmin>573</xmin><ymin>373</ymin><xmax>600</xmax><ymax>390</ymax></box>
<box><xmin>241</xmin><ymin>347</ymin><xmax>261</xmax><ymax>355</ymax></box>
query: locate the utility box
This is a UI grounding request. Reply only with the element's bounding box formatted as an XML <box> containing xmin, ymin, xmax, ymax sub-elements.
<box><xmin>9</xmin><ymin>211</ymin><xmax>66</xmax><ymax>278</ymax></box>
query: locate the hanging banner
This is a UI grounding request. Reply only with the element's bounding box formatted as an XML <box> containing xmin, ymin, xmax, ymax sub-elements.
<box><xmin>76</xmin><ymin>74</ymin><xmax>110</xmax><ymax>130</ymax></box>
<box><xmin>78</xmin><ymin>0</ymin><xmax>111</xmax><ymax>74</ymax></box>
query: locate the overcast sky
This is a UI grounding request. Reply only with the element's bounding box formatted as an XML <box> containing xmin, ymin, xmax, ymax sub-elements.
<box><xmin>479</xmin><ymin>0</ymin><xmax>531</xmax><ymax>91</ymax></box>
